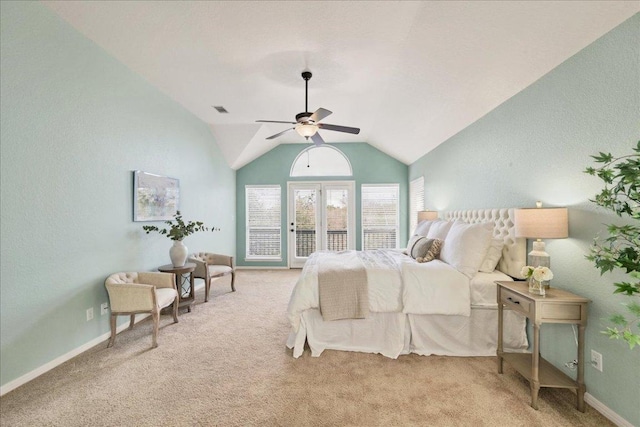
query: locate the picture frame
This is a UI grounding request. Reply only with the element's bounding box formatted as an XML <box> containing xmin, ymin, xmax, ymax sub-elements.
<box><xmin>133</xmin><ymin>170</ymin><xmax>180</xmax><ymax>222</ymax></box>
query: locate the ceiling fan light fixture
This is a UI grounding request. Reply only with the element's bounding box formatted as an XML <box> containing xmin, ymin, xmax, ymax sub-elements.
<box><xmin>295</xmin><ymin>123</ymin><xmax>318</xmax><ymax>138</ymax></box>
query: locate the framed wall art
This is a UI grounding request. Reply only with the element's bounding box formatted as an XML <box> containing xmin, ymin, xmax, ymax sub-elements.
<box><xmin>133</xmin><ymin>170</ymin><xmax>180</xmax><ymax>222</ymax></box>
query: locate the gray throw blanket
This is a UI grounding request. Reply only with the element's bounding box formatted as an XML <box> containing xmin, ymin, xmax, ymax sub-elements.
<box><xmin>317</xmin><ymin>251</ymin><xmax>369</xmax><ymax>321</ymax></box>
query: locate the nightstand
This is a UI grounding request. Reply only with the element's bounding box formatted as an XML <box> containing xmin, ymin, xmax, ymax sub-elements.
<box><xmin>496</xmin><ymin>281</ymin><xmax>589</xmax><ymax>412</ymax></box>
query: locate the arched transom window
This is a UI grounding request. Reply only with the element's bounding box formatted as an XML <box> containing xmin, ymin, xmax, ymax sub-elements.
<box><xmin>290</xmin><ymin>145</ymin><xmax>353</xmax><ymax>177</ymax></box>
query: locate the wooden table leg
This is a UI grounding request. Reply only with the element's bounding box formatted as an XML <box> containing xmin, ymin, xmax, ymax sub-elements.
<box><xmin>497</xmin><ymin>290</ymin><xmax>504</xmax><ymax>374</ymax></box>
<box><xmin>188</xmin><ymin>272</ymin><xmax>195</xmax><ymax>312</ymax></box>
<box><xmin>577</xmin><ymin>324</ymin><xmax>586</xmax><ymax>412</ymax></box>
<box><xmin>531</xmin><ymin>323</ymin><xmax>540</xmax><ymax>410</ymax></box>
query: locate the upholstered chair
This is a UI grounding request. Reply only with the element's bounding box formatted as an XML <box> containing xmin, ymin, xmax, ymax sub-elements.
<box><xmin>188</xmin><ymin>252</ymin><xmax>236</xmax><ymax>302</ymax></box>
<box><xmin>104</xmin><ymin>272</ymin><xmax>179</xmax><ymax>348</ymax></box>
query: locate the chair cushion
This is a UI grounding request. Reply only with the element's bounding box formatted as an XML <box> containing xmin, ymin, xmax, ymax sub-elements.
<box><xmin>156</xmin><ymin>288</ymin><xmax>178</xmax><ymax>309</ymax></box>
<box><xmin>207</xmin><ymin>265</ymin><xmax>233</xmax><ymax>277</ymax></box>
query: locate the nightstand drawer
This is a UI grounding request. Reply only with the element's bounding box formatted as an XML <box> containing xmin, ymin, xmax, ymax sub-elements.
<box><xmin>501</xmin><ymin>287</ymin><xmax>532</xmax><ymax>316</ymax></box>
<box><xmin>541</xmin><ymin>303</ymin><xmax>582</xmax><ymax>321</ymax></box>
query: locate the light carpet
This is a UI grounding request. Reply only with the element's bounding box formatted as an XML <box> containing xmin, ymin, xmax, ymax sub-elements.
<box><xmin>0</xmin><ymin>269</ymin><xmax>613</xmax><ymax>426</ymax></box>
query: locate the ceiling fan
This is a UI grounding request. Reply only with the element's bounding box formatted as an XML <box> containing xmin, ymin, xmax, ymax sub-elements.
<box><xmin>256</xmin><ymin>71</ymin><xmax>360</xmax><ymax>146</ymax></box>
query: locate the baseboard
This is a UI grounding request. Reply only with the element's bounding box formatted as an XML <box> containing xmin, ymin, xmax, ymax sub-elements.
<box><xmin>0</xmin><ymin>282</ymin><xmax>208</xmax><ymax>397</ymax></box>
<box><xmin>584</xmin><ymin>393</ymin><xmax>633</xmax><ymax>427</ymax></box>
<box><xmin>0</xmin><ymin>313</ymin><xmax>150</xmax><ymax>397</ymax></box>
<box><xmin>236</xmin><ymin>266</ymin><xmax>291</xmax><ymax>270</ymax></box>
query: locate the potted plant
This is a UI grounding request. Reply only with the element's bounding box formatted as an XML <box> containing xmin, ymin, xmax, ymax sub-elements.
<box><xmin>584</xmin><ymin>141</ymin><xmax>639</xmax><ymax>349</ymax></box>
<box><xmin>143</xmin><ymin>211</ymin><xmax>218</xmax><ymax>267</ymax></box>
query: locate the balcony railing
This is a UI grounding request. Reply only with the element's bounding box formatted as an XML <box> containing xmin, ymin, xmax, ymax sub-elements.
<box><xmin>296</xmin><ymin>229</ymin><xmax>348</xmax><ymax>257</ymax></box>
<box><xmin>296</xmin><ymin>229</ymin><xmax>397</xmax><ymax>257</ymax></box>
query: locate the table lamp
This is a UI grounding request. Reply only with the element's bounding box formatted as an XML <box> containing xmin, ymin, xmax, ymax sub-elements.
<box><xmin>514</xmin><ymin>202</ymin><xmax>568</xmax><ymax>268</ymax></box>
<box><xmin>417</xmin><ymin>210</ymin><xmax>439</xmax><ymax>221</ymax></box>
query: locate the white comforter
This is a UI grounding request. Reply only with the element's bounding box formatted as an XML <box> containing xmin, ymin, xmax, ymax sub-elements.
<box><xmin>402</xmin><ymin>260</ymin><xmax>470</xmax><ymax>316</ymax></box>
<box><xmin>287</xmin><ymin>250</ymin><xmax>471</xmax><ymax>332</ymax></box>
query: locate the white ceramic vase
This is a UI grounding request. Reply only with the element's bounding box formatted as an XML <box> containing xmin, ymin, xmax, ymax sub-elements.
<box><xmin>169</xmin><ymin>240</ymin><xmax>188</xmax><ymax>267</ymax></box>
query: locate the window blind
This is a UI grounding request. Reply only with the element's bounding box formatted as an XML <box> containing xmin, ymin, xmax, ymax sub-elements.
<box><xmin>409</xmin><ymin>176</ymin><xmax>425</xmax><ymax>234</ymax></box>
<box><xmin>246</xmin><ymin>185</ymin><xmax>281</xmax><ymax>259</ymax></box>
<box><xmin>361</xmin><ymin>184</ymin><xmax>399</xmax><ymax>250</ymax></box>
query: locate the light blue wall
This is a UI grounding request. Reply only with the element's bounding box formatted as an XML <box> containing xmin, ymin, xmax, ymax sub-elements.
<box><xmin>409</xmin><ymin>14</ymin><xmax>639</xmax><ymax>425</ymax></box>
<box><xmin>0</xmin><ymin>2</ymin><xmax>235</xmax><ymax>387</ymax></box>
<box><xmin>236</xmin><ymin>143</ymin><xmax>408</xmax><ymax>267</ymax></box>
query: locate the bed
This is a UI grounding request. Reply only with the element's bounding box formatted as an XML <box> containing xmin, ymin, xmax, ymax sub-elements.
<box><xmin>286</xmin><ymin>208</ymin><xmax>529</xmax><ymax>359</ymax></box>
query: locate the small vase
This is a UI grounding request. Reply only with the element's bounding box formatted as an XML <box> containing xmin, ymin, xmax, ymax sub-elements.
<box><xmin>528</xmin><ymin>277</ymin><xmax>545</xmax><ymax>296</ymax></box>
<box><xmin>169</xmin><ymin>240</ymin><xmax>188</xmax><ymax>267</ymax></box>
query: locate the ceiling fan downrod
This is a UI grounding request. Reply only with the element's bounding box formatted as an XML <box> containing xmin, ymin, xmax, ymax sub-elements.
<box><xmin>302</xmin><ymin>71</ymin><xmax>312</xmax><ymax>115</ymax></box>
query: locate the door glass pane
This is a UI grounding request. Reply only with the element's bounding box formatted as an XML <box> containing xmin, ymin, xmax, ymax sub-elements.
<box><xmin>326</xmin><ymin>188</ymin><xmax>348</xmax><ymax>251</ymax></box>
<box><xmin>295</xmin><ymin>189</ymin><xmax>316</xmax><ymax>257</ymax></box>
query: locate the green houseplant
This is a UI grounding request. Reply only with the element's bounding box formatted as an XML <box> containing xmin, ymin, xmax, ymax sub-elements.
<box><xmin>143</xmin><ymin>211</ymin><xmax>218</xmax><ymax>267</ymax></box>
<box><xmin>584</xmin><ymin>141</ymin><xmax>640</xmax><ymax>349</ymax></box>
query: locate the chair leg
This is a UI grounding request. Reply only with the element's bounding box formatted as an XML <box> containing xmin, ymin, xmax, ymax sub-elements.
<box><xmin>172</xmin><ymin>297</ymin><xmax>179</xmax><ymax>323</ymax></box>
<box><xmin>108</xmin><ymin>314</ymin><xmax>117</xmax><ymax>348</ymax></box>
<box><xmin>129</xmin><ymin>314</ymin><xmax>135</xmax><ymax>329</ymax></box>
<box><xmin>231</xmin><ymin>271</ymin><xmax>236</xmax><ymax>292</ymax></box>
<box><xmin>205</xmin><ymin>277</ymin><xmax>210</xmax><ymax>302</ymax></box>
<box><xmin>151</xmin><ymin>309</ymin><xmax>159</xmax><ymax>348</ymax></box>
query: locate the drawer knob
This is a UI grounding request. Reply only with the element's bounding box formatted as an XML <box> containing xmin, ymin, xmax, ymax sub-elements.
<box><xmin>507</xmin><ymin>297</ymin><xmax>520</xmax><ymax>305</ymax></box>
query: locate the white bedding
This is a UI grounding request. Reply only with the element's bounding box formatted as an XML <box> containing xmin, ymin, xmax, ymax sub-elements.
<box><xmin>287</xmin><ymin>250</ymin><xmax>478</xmax><ymax>335</ymax></box>
<box><xmin>402</xmin><ymin>260</ymin><xmax>470</xmax><ymax>316</ymax></box>
<box><xmin>287</xmin><ymin>250</ymin><xmax>407</xmax><ymax>332</ymax></box>
<box><xmin>470</xmin><ymin>270</ymin><xmax>513</xmax><ymax>306</ymax></box>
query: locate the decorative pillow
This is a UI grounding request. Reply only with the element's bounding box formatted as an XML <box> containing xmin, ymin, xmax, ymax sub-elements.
<box><xmin>439</xmin><ymin>221</ymin><xmax>493</xmax><ymax>278</ymax></box>
<box><xmin>426</xmin><ymin>220</ymin><xmax>453</xmax><ymax>240</ymax></box>
<box><xmin>479</xmin><ymin>238</ymin><xmax>505</xmax><ymax>273</ymax></box>
<box><xmin>413</xmin><ymin>220</ymin><xmax>434</xmax><ymax>237</ymax></box>
<box><xmin>405</xmin><ymin>234</ymin><xmax>424</xmax><ymax>256</ymax></box>
<box><xmin>411</xmin><ymin>237</ymin><xmax>434</xmax><ymax>259</ymax></box>
<box><xmin>416</xmin><ymin>238</ymin><xmax>443</xmax><ymax>263</ymax></box>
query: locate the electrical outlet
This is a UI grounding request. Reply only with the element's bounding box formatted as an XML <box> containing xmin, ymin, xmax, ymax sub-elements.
<box><xmin>591</xmin><ymin>350</ymin><xmax>603</xmax><ymax>372</ymax></box>
<box><xmin>100</xmin><ymin>302</ymin><xmax>109</xmax><ymax>316</ymax></box>
<box><xmin>86</xmin><ymin>307</ymin><xmax>94</xmax><ymax>321</ymax></box>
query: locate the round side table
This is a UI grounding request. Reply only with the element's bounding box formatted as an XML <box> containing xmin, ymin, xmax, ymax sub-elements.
<box><xmin>158</xmin><ymin>263</ymin><xmax>196</xmax><ymax>313</ymax></box>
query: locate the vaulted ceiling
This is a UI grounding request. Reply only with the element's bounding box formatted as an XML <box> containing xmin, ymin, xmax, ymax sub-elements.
<box><xmin>44</xmin><ymin>1</ymin><xmax>639</xmax><ymax>169</ymax></box>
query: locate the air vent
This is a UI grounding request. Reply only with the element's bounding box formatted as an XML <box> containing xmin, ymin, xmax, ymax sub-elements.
<box><xmin>213</xmin><ymin>106</ymin><xmax>229</xmax><ymax>113</ymax></box>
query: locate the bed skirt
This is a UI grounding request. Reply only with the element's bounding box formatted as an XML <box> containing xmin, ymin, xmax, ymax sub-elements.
<box><xmin>286</xmin><ymin>307</ymin><xmax>528</xmax><ymax>358</ymax></box>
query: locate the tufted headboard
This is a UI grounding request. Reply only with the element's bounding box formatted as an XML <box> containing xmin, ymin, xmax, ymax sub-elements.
<box><xmin>444</xmin><ymin>208</ymin><xmax>526</xmax><ymax>279</ymax></box>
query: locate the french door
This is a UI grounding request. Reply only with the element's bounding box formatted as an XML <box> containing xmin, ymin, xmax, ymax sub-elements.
<box><xmin>287</xmin><ymin>181</ymin><xmax>355</xmax><ymax>268</ymax></box>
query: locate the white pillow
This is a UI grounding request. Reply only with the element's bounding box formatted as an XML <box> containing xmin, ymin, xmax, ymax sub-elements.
<box><xmin>479</xmin><ymin>238</ymin><xmax>505</xmax><ymax>273</ymax></box>
<box><xmin>439</xmin><ymin>221</ymin><xmax>493</xmax><ymax>278</ymax></box>
<box><xmin>413</xmin><ymin>220</ymin><xmax>434</xmax><ymax>237</ymax></box>
<box><xmin>426</xmin><ymin>220</ymin><xmax>453</xmax><ymax>240</ymax></box>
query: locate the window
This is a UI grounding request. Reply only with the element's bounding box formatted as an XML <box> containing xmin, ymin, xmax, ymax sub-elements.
<box><xmin>290</xmin><ymin>145</ymin><xmax>353</xmax><ymax>177</ymax></box>
<box><xmin>246</xmin><ymin>185</ymin><xmax>281</xmax><ymax>260</ymax></box>
<box><xmin>409</xmin><ymin>176</ymin><xmax>425</xmax><ymax>234</ymax></box>
<box><xmin>361</xmin><ymin>184</ymin><xmax>399</xmax><ymax>250</ymax></box>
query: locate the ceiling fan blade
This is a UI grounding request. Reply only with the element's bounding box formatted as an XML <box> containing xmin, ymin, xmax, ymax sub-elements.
<box><xmin>318</xmin><ymin>123</ymin><xmax>360</xmax><ymax>135</ymax></box>
<box><xmin>310</xmin><ymin>132</ymin><xmax>325</xmax><ymax>146</ymax></box>
<box><xmin>256</xmin><ymin>120</ymin><xmax>297</xmax><ymax>124</ymax></box>
<box><xmin>266</xmin><ymin>128</ymin><xmax>295</xmax><ymax>140</ymax></box>
<box><xmin>309</xmin><ymin>108</ymin><xmax>332</xmax><ymax>123</ymax></box>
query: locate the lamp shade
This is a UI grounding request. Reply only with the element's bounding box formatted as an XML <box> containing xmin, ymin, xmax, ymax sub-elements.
<box><xmin>295</xmin><ymin>123</ymin><xmax>318</xmax><ymax>138</ymax></box>
<box><xmin>417</xmin><ymin>210</ymin><xmax>438</xmax><ymax>221</ymax></box>
<box><xmin>514</xmin><ymin>207</ymin><xmax>568</xmax><ymax>239</ymax></box>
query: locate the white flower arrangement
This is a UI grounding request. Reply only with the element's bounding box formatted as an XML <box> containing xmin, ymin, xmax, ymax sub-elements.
<box><xmin>521</xmin><ymin>265</ymin><xmax>554</xmax><ymax>282</ymax></box>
